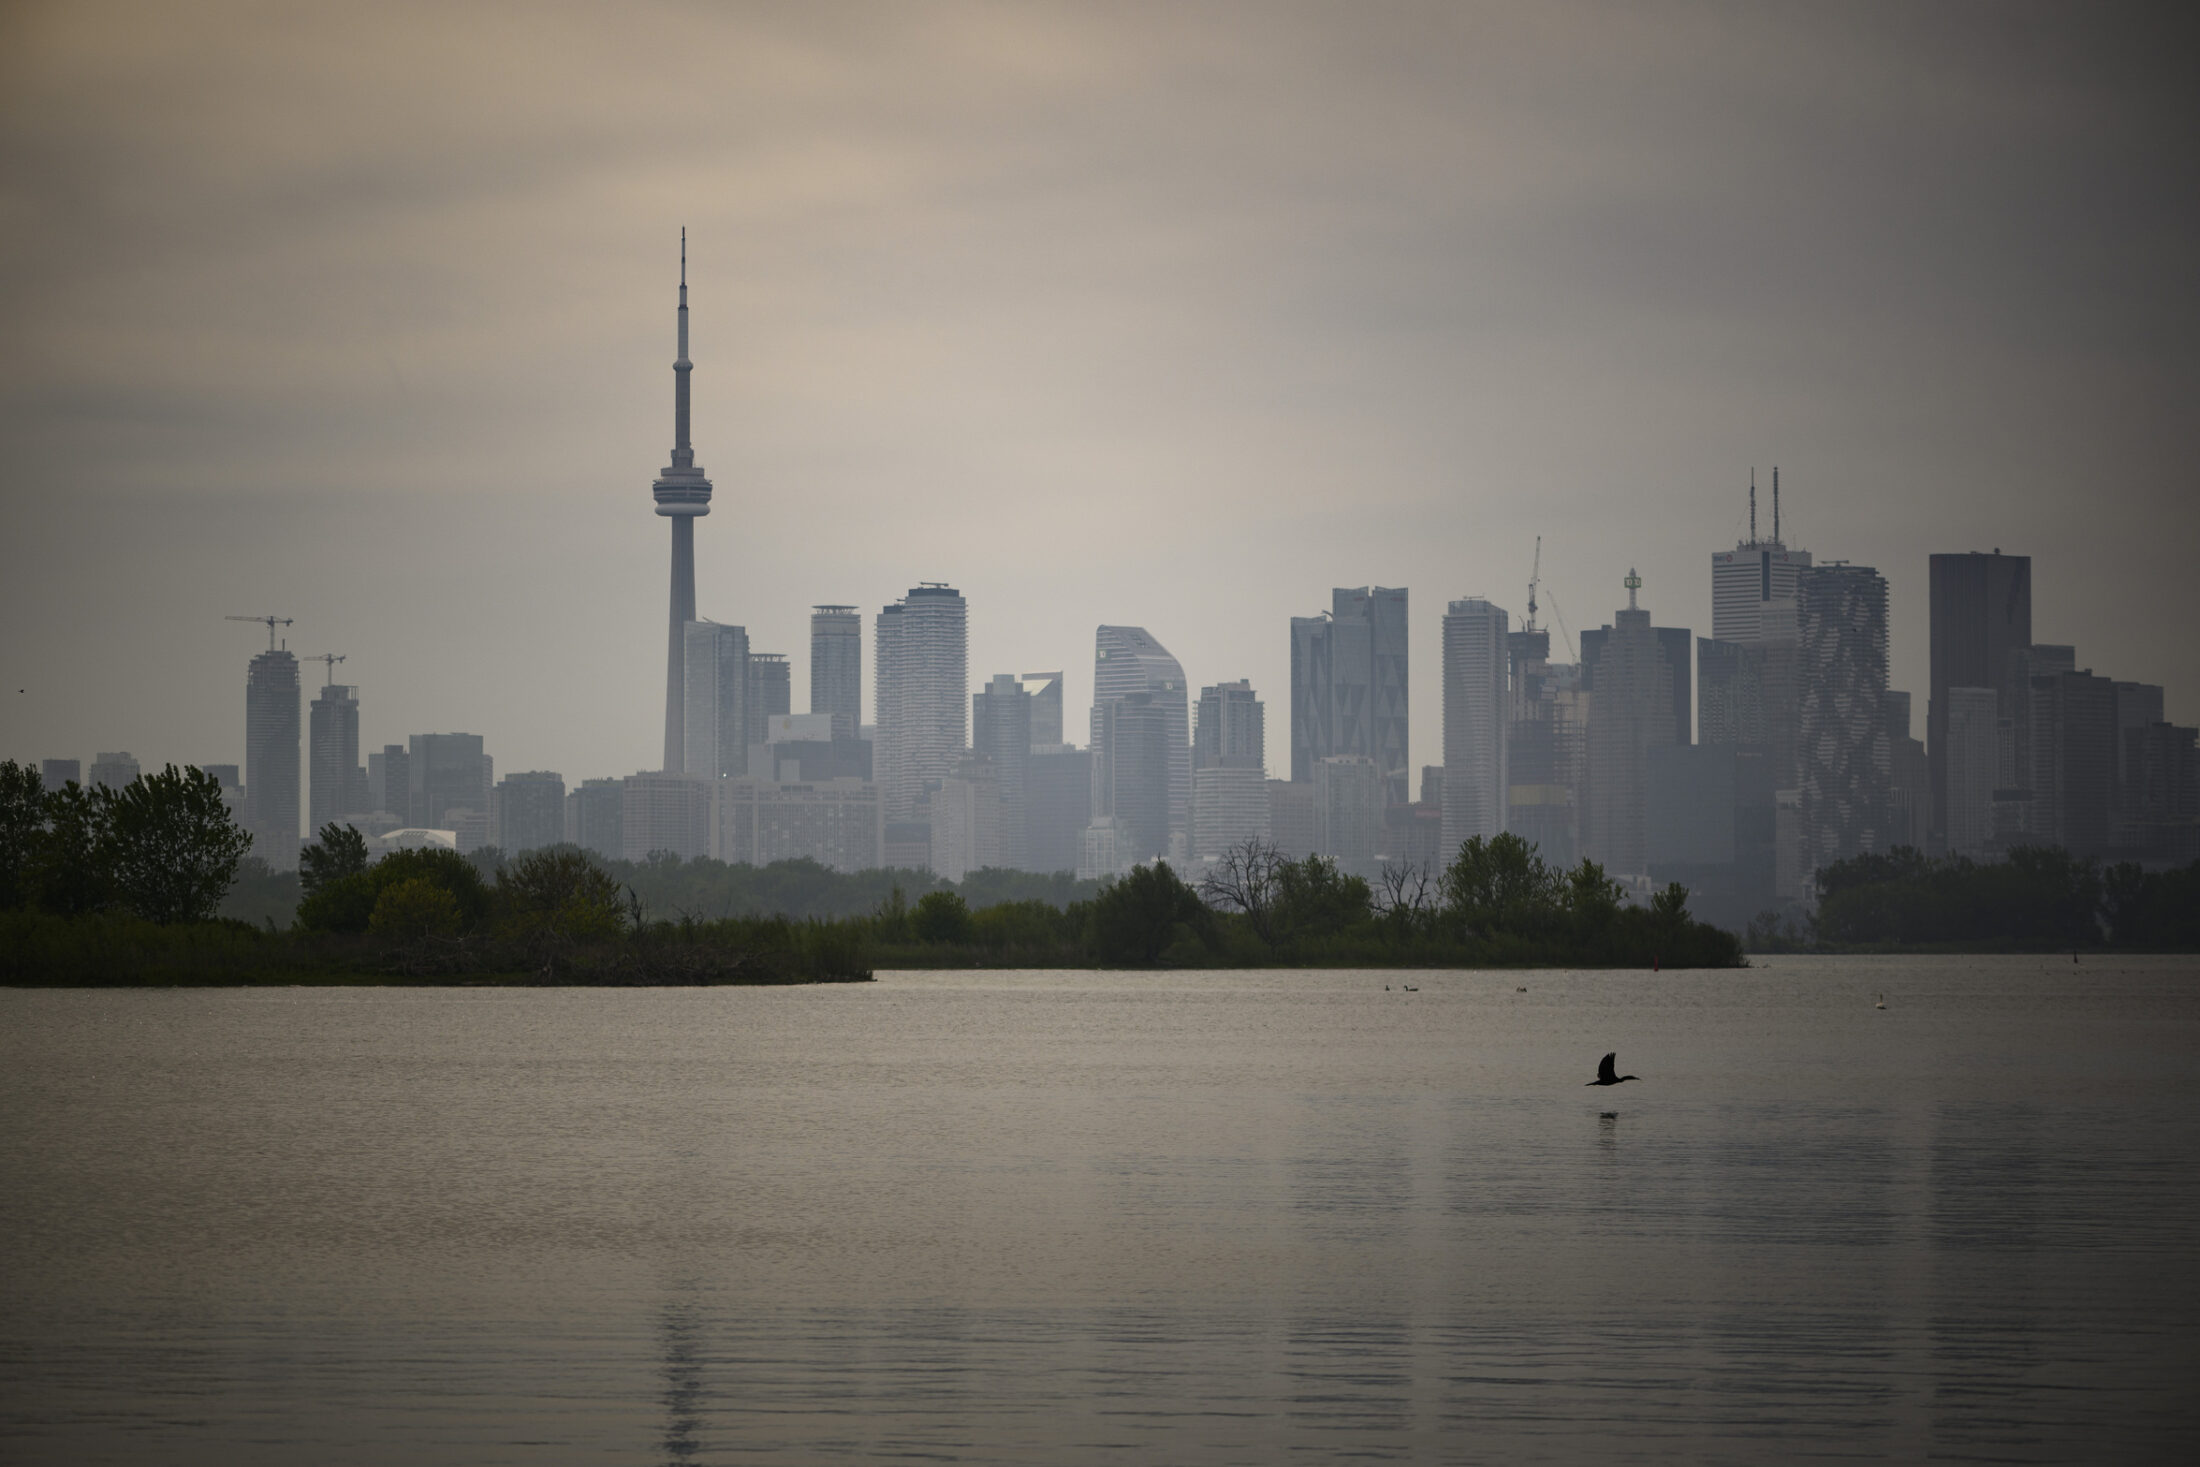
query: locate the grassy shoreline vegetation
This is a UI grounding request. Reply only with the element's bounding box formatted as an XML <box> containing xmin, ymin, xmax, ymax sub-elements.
<box><xmin>3</xmin><ymin>760</ymin><xmax>1746</xmax><ymax>983</ymax></box>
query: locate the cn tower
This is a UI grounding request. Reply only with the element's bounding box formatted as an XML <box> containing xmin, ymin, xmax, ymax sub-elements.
<box><xmin>652</xmin><ymin>229</ymin><xmax>712</xmax><ymax>771</ymax></box>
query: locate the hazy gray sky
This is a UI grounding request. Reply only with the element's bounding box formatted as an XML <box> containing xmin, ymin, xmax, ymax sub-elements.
<box><xmin>3</xmin><ymin>0</ymin><xmax>2195</xmax><ymax>791</ymax></box>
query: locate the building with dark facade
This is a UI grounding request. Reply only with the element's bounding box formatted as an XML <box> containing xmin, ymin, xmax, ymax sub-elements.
<box><xmin>810</xmin><ymin>605</ymin><xmax>862</xmax><ymax>741</ymax></box>
<box><xmin>493</xmin><ymin>770</ymin><xmax>566</xmax><ymax>855</ymax></box>
<box><xmin>244</xmin><ymin>646</ymin><xmax>301</xmax><ymax>868</ymax></box>
<box><xmin>1928</xmin><ymin>551</ymin><xmax>2031</xmax><ymax>847</ymax></box>
<box><xmin>308</xmin><ymin>682</ymin><xmax>364</xmax><ymax>833</ymax></box>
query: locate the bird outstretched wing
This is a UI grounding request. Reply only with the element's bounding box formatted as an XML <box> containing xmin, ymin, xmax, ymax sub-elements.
<box><xmin>1596</xmin><ymin>1052</ymin><xmax>1618</xmax><ymax>1084</ymax></box>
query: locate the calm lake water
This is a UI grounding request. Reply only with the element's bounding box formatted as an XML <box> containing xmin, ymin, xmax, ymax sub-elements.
<box><xmin>3</xmin><ymin>957</ymin><xmax>2196</xmax><ymax>1464</ymax></box>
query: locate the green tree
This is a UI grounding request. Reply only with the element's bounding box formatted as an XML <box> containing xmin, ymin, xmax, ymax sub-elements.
<box><xmin>1442</xmin><ymin>833</ymin><xmax>1561</xmax><ymax>934</ymax></box>
<box><xmin>1271</xmin><ymin>855</ymin><xmax>1371</xmax><ymax>944</ymax></box>
<box><xmin>31</xmin><ymin>779</ymin><xmax>112</xmax><ymax>917</ymax></box>
<box><xmin>369</xmin><ymin>876</ymin><xmax>461</xmax><ymax>938</ymax></box>
<box><xmin>911</xmin><ymin>889</ymin><xmax>975</xmax><ymax>944</ymax></box>
<box><xmin>98</xmin><ymin>764</ymin><xmax>253</xmax><ymax>923</ymax></box>
<box><xmin>496</xmin><ymin>848</ymin><xmax>624</xmax><ymax>941</ymax></box>
<box><xmin>1090</xmin><ymin>860</ymin><xmax>1210</xmax><ymax>965</ymax></box>
<box><xmin>296</xmin><ymin>844</ymin><xmax>490</xmax><ymax>934</ymax></box>
<box><xmin>0</xmin><ymin>760</ymin><xmax>44</xmax><ymax>910</ymax></box>
<box><xmin>300</xmin><ymin>822</ymin><xmax>370</xmax><ymax>898</ymax></box>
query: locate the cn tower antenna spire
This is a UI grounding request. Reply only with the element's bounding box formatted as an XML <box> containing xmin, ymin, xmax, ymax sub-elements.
<box><xmin>653</xmin><ymin>230</ymin><xmax>713</xmax><ymax>772</ymax></box>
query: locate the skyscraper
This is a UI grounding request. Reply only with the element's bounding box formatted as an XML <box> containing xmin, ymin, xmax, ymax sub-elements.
<box><xmin>39</xmin><ymin>759</ymin><xmax>79</xmax><ymax>790</ymax></box>
<box><xmin>875</xmin><ymin>584</ymin><xmax>968</xmax><ymax>821</ymax></box>
<box><xmin>407</xmin><ymin>733</ymin><xmax>491</xmax><ymax>832</ymax></box>
<box><xmin>1795</xmin><ymin>562</ymin><xmax>1891</xmax><ymax>871</ymax></box>
<box><xmin>1943</xmin><ymin>686</ymin><xmax>1999</xmax><ymax>856</ymax></box>
<box><xmin>1091</xmin><ymin>625</ymin><xmax>1190</xmax><ymax>863</ymax></box>
<box><xmin>810</xmin><ymin>606</ymin><xmax>861</xmax><ymax>740</ymax></box>
<box><xmin>244</xmin><ymin>645</ymin><xmax>301</xmax><ymax>867</ymax></box>
<box><xmin>1582</xmin><ymin>571</ymin><xmax>1675</xmax><ymax>881</ymax></box>
<box><xmin>89</xmin><ymin>752</ymin><xmax>140</xmax><ymax>789</ymax></box>
<box><xmin>308</xmin><ymin>681</ymin><xmax>363</xmax><ymax>833</ymax></box>
<box><xmin>747</xmin><ymin>654</ymin><xmax>791</xmax><ymax>749</ymax></box>
<box><xmin>2028</xmin><ymin>668</ymin><xmax>2118</xmax><ymax>859</ymax></box>
<box><xmin>682</xmin><ymin>620</ymin><xmax>750</xmax><ymax>779</ymax></box>
<box><xmin>1505</xmin><ymin>628</ymin><xmax>1585</xmax><ymax>870</ymax></box>
<box><xmin>1334</xmin><ymin>587</ymin><xmax>1409</xmax><ymax>804</ymax></box>
<box><xmin>1289</xmin><ymin>608</ymin><xmax>1371</xmax><ymax>782</ymax></box>
<box><xmin>653</xmin><ymin>232</ymin><xmax>713</xmax><ymax>774</ymax></box>
<box><xmin>1711</xmin><ymin>469</ymin><xmax>1813</xmax><ymax>645</ymax></box>
<box><xmin>1191</xmin><ymin>680</ymin><xmax>1268</xmax><ymax>862</ymax></box>
<box><xmin>972</xmin><ymin>673</ymin><xmax>1033</xmax><ymax>869</ymax></box>
<box><xmin>1092</xmin><ymin>690</ymin><xmax>1172</xmax><ymax>866</ymax></box>
<box><xmin>1928</xmin><ymin>551</ymin><xmax>2031</xmax><ymax>846</ymax></box>
<box><xmin>1019</xmin><ymin>672</ymin><xmax>1064</xmax><ymax>747</ymax></box>
<box><xmin>1441</xmin><ymin>598</ymin><xmax>1510</xmax><ymax>858</ymax></box>
<box><xmin>493</xmin><ymin>771</ymin><xmax>566</xmax><ymax>855</ymax></box>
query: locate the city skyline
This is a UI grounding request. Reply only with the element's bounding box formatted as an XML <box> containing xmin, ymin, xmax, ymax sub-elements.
<box><xmin>4</xmin><ymin>2</ymin><xmax>2196</xmax><ymax>792</ymax></box>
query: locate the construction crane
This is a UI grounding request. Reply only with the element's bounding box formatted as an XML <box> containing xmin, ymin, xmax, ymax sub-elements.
<box><xmin>226</xmin><ymin>615</ymin><xmax>293</xmax><ymax>651</ymax></box>
<box><xmin>302</xmin><ymin>653</ymin><xmax>347</xmax><ymax>687</ymax></box>
<box><xmin>1525</xmin><ymin>536</ymin><xmax>1542</xmax><ymax>633</ymax></box>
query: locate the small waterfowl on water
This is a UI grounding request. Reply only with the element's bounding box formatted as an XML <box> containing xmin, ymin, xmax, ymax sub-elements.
<box><xmin>1586</xmin><ymin>1052</ymin><xmax>1639</xmax><ymax>1087</ymax></box>
<box><xmin>1875</xmin><ymin>993</ymin><xmax>1886</xmax><ymax>1009</ymax></box>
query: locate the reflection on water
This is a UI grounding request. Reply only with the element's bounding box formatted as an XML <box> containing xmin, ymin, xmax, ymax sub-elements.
<box><xmin>2</xmin><ymin>957</ymin><xmax>2196</xmax><ymax>1464</ymax></box>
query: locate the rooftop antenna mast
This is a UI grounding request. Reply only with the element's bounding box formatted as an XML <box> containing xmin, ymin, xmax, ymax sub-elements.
<box><xmin>1749</xmin><ymin>469</ymin><xmax>1757</xmax><ymax>544</ymax></box>
<box><xmin>226</xmin><ymin>614</ymin><xmax>293</xmax><ymax>651</ymax></box>
<box><xmin>1525</xmin><ymin>536</ymin><xmax>1542</xmax><ymax>634</ymax></box>
<box><xmin>303</xmin><ymin>653</ymin><xmax>347</xmax><ymax>686</ymax></box>
<box><xmin>1773</xmin><ymin>465</ymin><xmax>1781</xmax><ymax>546</ymax></box>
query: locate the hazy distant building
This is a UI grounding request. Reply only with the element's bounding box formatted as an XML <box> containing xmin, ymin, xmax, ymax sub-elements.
<box><xmin>1091</xmin><ymin>690</ymin><xmax>1172</xmax><ymax>869</ymax></box>
<box><xmin>1024</xmin><ymin>743</ymin><xmax>1092</xmax><ymax>875</ymax></box>
<box><xmin>244</xmin><ymin>646</ymin><xmax>301</xmax><ymax>868</ymax></box>
<box><xmin>89</xmin><ymin>751</ymin><xmax>141</xmax><ymax>790</ymax></box>
<box><xmin>1191</xmin><ymin>680</ymin><xmax>1268</xmax><ymax>861</ymax></box>
<box><xmin>875</xmin><ymin>584</ymin><xmax>968</xmax><ymax>822</ymax></box>
<box><xmin>1505</xmin><ymin>630</ymin><xmax>1584</xmax><ymax>870</ymax></box>
<box><xmin>40</xmin><ymin>758</ymin><xmax>79</xmax><ymax>789</ymax></box>
<box><xmin>1334</xmin><ymin>587</ymin><xmax>1409</xmax><ymax>803</ymax></box>
<box><xmin>810</xmin><ymin>605</ymin><xmax>862</xmax><ymax>741</ymax></box>
<box><xmin>972</xmin><ymin>674</ymin><xmax>1033</xmax><ymax>869</ymax></box>
<box><xmin>1647</xmin><ymin>742</ymin><xmax>1778</xmax><ymax>932</ymax></box>
<box><xmin>713</xmin><ymin>776</ymin><xmax>882</xmax><ymax>872</ymax></box>
<box><xmin>308</xmin><ymin>682</ymin><xmax>364</xmax><ymax>834</ymax></box>
<box><xmin>747</xmin><ymin>654</ymin><xmax>791</xmax><ymax>749</ymax></box>
<box><xmin>1290</xmin><ymin>606</ymin><xmax>1370</xmax><ymax>782</ymax></box>
<box><xmin>1441</xmin><ymin>598</ymin><xmax>1510</xmax><ymax>857</ymax></box>
<box><xmin>1091</xmin><ymin>626</ymin><xmax>1190</xmax><ymax>864</ymax></box>
<box><xmin>1711</xmin><ymin>471</ymin><xmax>1813</xmax><ymax>647</ymax></box>
<box><xmin>1582</xmin><ymin>571</ymin><xmax>1676</xmax><ymax>882</ymax></box>
<box><xmin>2122</xmin><ymin>721</ymin><xmax>2199</xmax><ymax>858</ymax></box>
<box><xmin>682</xmin><ymin>620</ymin><xmax>750</xmax><ymax>779</ymax></box>
<box><xmin>1929</xmin><ymin>551</ymin><xmax>2031</xmax><ymax>847</ymax></box>
<box><xmin>1315</xmin><ymin>755</ymin><xmax>1383</xmax><ymax>867</ymax></box>
<box><xmin>653</xmin><ymin>235</ymin><xmax>713</xmax><ymax>774</ymax></box>
<box><xmin>932</xmin><ymin>757</ymin><xmax>1005</xmax><ymax>882</ymax></box>
<box><xmin>1020</xmin><ymin>672</ymin><xmax>1064</xmax><ymax>747</ymax></box>
<box><xmin>493</xmin><ymin>771</ymin><xmax>566</xmax><ymax>855</ymax></box>
<box><xmin>1580</xmin><ymin>624</ymin><xmax>1691</xmax><ymax>749</ymax></box>
<box><xmin>1697</xmin><ymin>638</ymin><xmax>1765</xmax><ymax>748</ymax></box>
<box><xmin>2027</xmin><ymin>668</ymin><xmax>2117</xmax><ymax>859</ymax></box>
<box><xmin>1795</xmin><ymin>562</ymin><xmax>1891</xmax><ymax>871</ymax></box>
<box><xmin>565</xmin><ymin>777</ymin><xmax>625</xmax><ymax>860</ymax></box>
<box><xmin>2112</xmin><ymin>681</ymin><xmax>2165</xmax><ymax>823</ymax></box>
<box><xmin>1884</xmin><ymin>691</ymin><xmax>1930</xmax><ymax>851</ymax></box>
<box><xmin>1943</xmin><ymin>686</ymin><xmax>2000</xmax><ymax>857</ymax></box>
<box><xmin>408</xmin><ymin>733</ymin><xmax>491</xmax><ymax>832</ymax></box>
<box><xmin>622</xmin><ymin>770</ymin><xmax>711</xmax><ymax>862</ymax></box>
<box><xmin>1268</xmin><ymin>778</ymin><xmax>1319</xmax><ymax>859</ymax></box>
<box><xmin>367</xmin><ymin>744</ymin><xmax>408</xmax><ymax>821</ymax></box>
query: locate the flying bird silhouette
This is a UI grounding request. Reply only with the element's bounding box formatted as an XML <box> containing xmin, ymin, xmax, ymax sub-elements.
<box><xmin>1586</xmin><ymin>1052</ymin><xmax>1639</xmax><ymax>1086</ymax></box>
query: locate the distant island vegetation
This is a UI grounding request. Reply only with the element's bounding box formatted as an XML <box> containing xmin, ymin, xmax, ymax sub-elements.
<box><xmin>2</xmin><ymin>759</ymin><xmax>1744</xmax><ymax>983</ymax></box>
<box><xmin>10</xmin><ymin>760</ymin><xmax>2192</xmax><ymax>984</ymax></box>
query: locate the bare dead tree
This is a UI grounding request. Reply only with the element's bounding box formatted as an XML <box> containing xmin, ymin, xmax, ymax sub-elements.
<box><xmin>1373</xmin><ymin>860</ymin><xmax>1436</xmax><ymax>932</ymax></box>
<box><xmin>1197</xmin><ymin>836</ymin><xmax>1285</xmax><ymax>946</ymax></box>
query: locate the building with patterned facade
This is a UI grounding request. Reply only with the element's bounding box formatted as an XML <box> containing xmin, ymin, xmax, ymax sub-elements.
<box><xmin>1795</xmin><ymin>562</ymin><xmax>1891</xmax><ymax>873</ymax></box>
<box><xmin>1441</xmin><ymin>597</ymin><xmax>1510</xmax><ymax>857</ymax></box>
<box><xmin>875</xmin><ymin>585</ymin><xmax>968</xmax><ymax>823</ymax></box>
<box><xmin>1090</xmin><ymin>626</ymin><xmax>1189</xmax><ymax>863</ymax></box>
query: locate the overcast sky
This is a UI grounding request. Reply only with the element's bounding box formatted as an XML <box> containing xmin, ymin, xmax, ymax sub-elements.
<box><xmin>3</xmin><ymin>0</ymin><xmax>2195</xmax><ymax>795</ymax></box>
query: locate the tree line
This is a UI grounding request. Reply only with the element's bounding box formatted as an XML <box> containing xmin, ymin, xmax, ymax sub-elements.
<box><xmin>1803</xmin><ymin>844</ymin><xmax>2200</xmax><ymax>950</ymax></box>
<box><xmin>4</xmin><ymin>755</ymin><xmax>1747</xmax><ymax>979</ymax></box>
